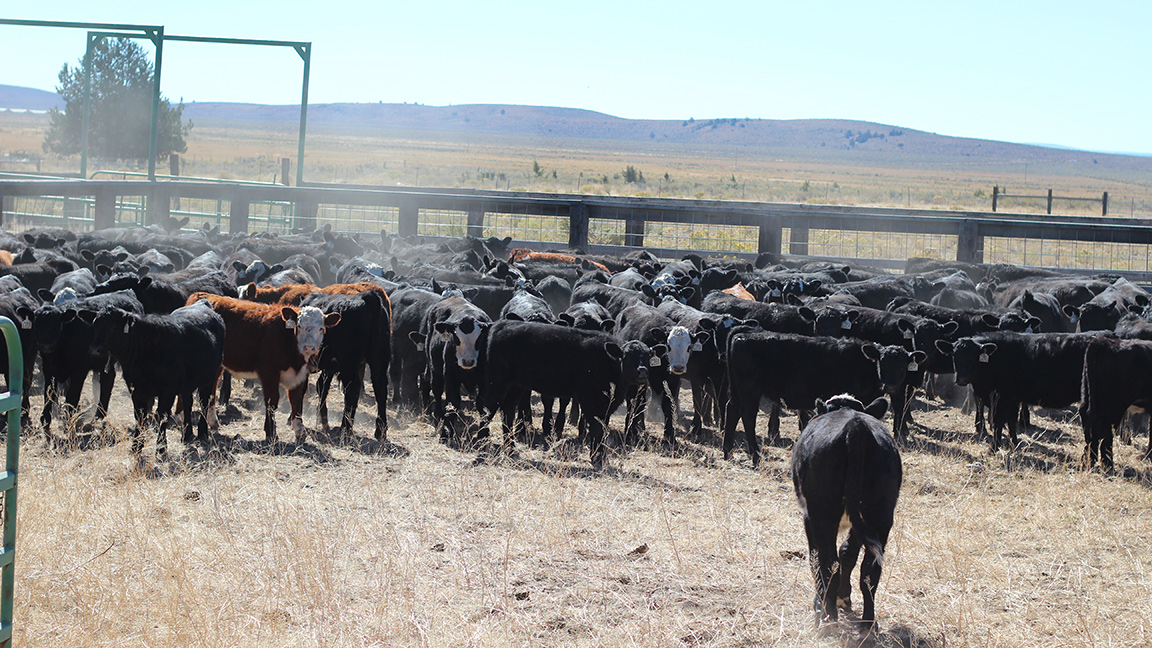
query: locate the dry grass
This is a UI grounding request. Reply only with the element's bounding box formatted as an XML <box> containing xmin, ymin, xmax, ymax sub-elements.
<box><xmin>10</xmin><ymin>377</ymin><xmax>1152</xmax><ymax>648</ymax></box>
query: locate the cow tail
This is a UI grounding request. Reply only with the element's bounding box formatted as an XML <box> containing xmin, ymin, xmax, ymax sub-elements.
<box><xmin>844</xmin><ymin>424</ymin><xmax>886</xmax><ymax>564</ymax></box>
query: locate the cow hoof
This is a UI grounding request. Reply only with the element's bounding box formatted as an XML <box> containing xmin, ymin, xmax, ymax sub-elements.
<box><xmin>836</xmin><ymin>595</ymin><xmax>852</xmax><ymax>611</ymax></box>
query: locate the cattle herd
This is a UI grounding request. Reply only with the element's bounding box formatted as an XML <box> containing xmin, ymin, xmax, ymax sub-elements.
<box><xmin>0</xmin><ymin>215</ymin><xmax>1149</xmax><ymax>626</ymax></box>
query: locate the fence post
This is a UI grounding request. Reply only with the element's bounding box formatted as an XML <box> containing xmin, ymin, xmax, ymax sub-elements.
<box><xmin>296</xmin><ymin>194</ymin><xmax>318</xmax><ymax>233</ymax></box>
<box><xmin>146</xmin><ymin>184</ymin><xmax>171</xmax><ymax>227</ymax></box>
<box><xmin>758</xmin><ymin>213</ymin><xmax>782</xmax><ymax>255</ymax></box>
<box><xmin>0</xmin><ymin>186</ymin><xmax>5</xmax><ymax>230</ymax></box>
<box><xmin>281</xmin><ymin>158</ymin><xmax>292</xmax><ymax>187</ymax></box>
<box><xmin>624</xmin><ymin>214</ymin><xmax>644</xmax><ymax>249</ymax></box>
<box><xmin>94</xmin><ymin>186</ymin><xmax>116</xmax><ymax>230</ymax></box>
<box><xmin>229</xmin><ymin>190</ymin><xmax>250</xmax><ymax>234</ymax></box>
<box><xmin>1103</xmin><ymin>192</ymin><xmax>1108</xmax><ymax>216</ymax></box>
<box><xmin>992</xmin><ymin>186</ymin><xmax>998</xmax><ymax>212</ymax></box>
<box><xmin>467</xmin><ymin>207</ymin><xmax>485</xmax><ymax>239</ymax></box>
<box><xmin>957</xmin><ymin>219</ymin><xmax>983</xmax><ymax>264</ymax></box>
<box><xmin>1047</xmin><ymin>189</ymin><xmax>1053</xmax><ymax>214</ymax></box>
<box><xmin>568</xmin><ymin>202</ymin><xmax>589</xmax><ymax>250</ymax></box>
<box><xmin>169</xmin><ymin>154</ymin><xmax>181</xmax><ymax>211</ymax></box>
<box><xmin>398</xmin><ymin>197</ymin><xmax>419</xmax><ymax>238</ymax></box>
<box><xmin>789</xmin><ymin>223</ymin><xmax>810</xmax><ymax>255</ymax></box>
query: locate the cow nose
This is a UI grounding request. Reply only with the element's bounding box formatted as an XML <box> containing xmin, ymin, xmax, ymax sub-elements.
<box><xmin>671</xmin><ymin>365</ymin><xmax>686</xmax><ymax>375</ymax></box>
<box><xmin>302</xmin><ymin>345</ymin><xmax>317</xmax><ymax>356</ymax></box>
<box><xmin>459</xmin><ymin>358</ymin><xmax>476</xmax><ymax>369</ymax></box>
<box><xmin>638</xmin><ymin>368</ymin><xmax>649</xmax><ymax>381</ymax></box>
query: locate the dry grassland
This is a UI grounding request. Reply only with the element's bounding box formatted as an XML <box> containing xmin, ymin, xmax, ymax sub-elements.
<box><xmin>10</xmin><ymin>377</ymin><xmax>1152</xmax><ymax>648</ymax></box>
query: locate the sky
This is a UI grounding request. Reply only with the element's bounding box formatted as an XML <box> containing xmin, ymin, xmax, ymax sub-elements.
<box><xmin>1</xmin><ymin>1</ymin><xmax>1149</xmax><ymax>155</ymax></box>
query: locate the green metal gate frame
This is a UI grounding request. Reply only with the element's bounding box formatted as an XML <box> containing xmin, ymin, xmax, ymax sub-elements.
<box><xmin>0</xmin><ymin>317</ymin><xmax>23</xmax><ymax>648</ymax></box>
<box><xmin>0</xmin><ymin>19</ymin><xmax>313</xmax><ymax>185</ymax></box>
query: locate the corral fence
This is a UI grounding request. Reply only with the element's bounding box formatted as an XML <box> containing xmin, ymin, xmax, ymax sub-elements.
<box><xmin>4</xmin><ymin>178</ymin><xmax>1152</xmax><ymax>280</ymax></box>
<box><xmin>992</xmin><ymin>185</ymin><xmax>1109</xmax><ymax>216</ymax></box>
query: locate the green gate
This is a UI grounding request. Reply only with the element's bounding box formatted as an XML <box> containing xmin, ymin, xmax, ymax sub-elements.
<box><xmin>0</xmin><ymin>317</ymin><xmax>23</xmax><ymax>647</ymax></box>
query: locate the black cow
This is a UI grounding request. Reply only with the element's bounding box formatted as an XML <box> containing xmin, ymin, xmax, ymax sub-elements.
<box><xmin>94</xmin><ymin>271</ymin><xmax>238</xmax><ymax>313</ymax></box>
<box><xmin>936</xmin><ymin>332</ymin><xmax>1098</xmax><ymax>449</ymax></box>
<box><xmin>300</xmin><ymin>289</ymin><xmax>392</xmax><ymax>440</ymax></box>
<box><xmin>1080</xmin><ymin>337</ymin><xmax>1152</xmax><ymax>470</ymax></box>
<box><xmin>792</xmin><ymin>394</ymin><xmax>900</xmax><ymax>625</ymax></box>
<box><xmin>87</xmin><ymin>300</ymin><xmax>225</xmax><ymax>458</ymax></box>
<box><xmin>415</xmin><ymin>293</ymin><xmax>492</xmax><ymax>422</ymax></box>
<box><xmin>389</xmin><ymin>287</ymin><xmax>444</xmax><ymax>410</ymax></box>
<box><xmin>724</xmin><ymin>331</ymin><xmax>922</xmax><ymax>467</ymax></box>
<box><xmin>483</xmin><ymin>320</ymin><xmax>654</xmax><ymax>468</ymax></box>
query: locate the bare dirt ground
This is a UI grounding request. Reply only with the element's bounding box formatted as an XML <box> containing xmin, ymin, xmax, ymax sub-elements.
<box><xmin>11</xmin><ymin>375</ymin><xmax>1152</xmax><ymax>648</ymax></box>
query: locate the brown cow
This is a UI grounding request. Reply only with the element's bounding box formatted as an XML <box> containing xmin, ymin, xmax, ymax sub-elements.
<box><xmin>241</xmin><ymin>281</ymin><xmax>388</xmax><ymax>306</ymax></box>
<box><xmin>507</xmin><ymin>248</ymin><xmax>611</xmax><ymax>273</ymax></box>
<box><xmin>188</xmin><ymin>292</ymin><xmax>341</xmax><ymax>443</ymax></box>
<box><xmin>722</xmin><ymin>281</ymin><xmax>756</xmax><ymax>301</ymax></box>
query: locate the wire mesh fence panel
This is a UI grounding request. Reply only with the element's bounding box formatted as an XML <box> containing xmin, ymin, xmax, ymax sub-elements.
<box><xmin>249</xmin><ymin>201</ymin><xmax>294</xmax><ymax>234</ymax></box>
<box><xmin>171</xmin><ymin>197</ymin><xmax>230</xmax><ymax>232</ymax></box>
<box><xmin>6</xmin><ymin>196</ymin><xmax>95</xmax><ymax>233</ymax></box>
<box><xmin>417</xmin><ymin>209</ymin><xmax>468</xmax><ymax>238</ymax></box>
<box><xmin>644</xmin><ymin>220</ymin><xmax>759</xmax><ymax>254</ymax></box>
<box><xmin>317</xmin><ymin>204</ymin><xmax>399</xmax><ymax>235</ymax></box>
<box><xmin>803</xmin><ymin>229</ymin><xmax>959</xmax><ymax>262</ymax></box>
<box><xmin>114</xmin><ymin>195</ymin><xmax>147</xmax><ymax>227</ymax></box>
<box><xmin>589</xmin><ymin>218</ymin><xmax>626</xmax><ymax>246</ymax></box>
<box><xmin>484</xmin><ymin>212</ymin><xmax>569</xmax><ymax>244</ymax></box>
<box><xmin>983</xmin><ymin>236</ymin><xmax>1152</xmax><ymax>272</ymax></box>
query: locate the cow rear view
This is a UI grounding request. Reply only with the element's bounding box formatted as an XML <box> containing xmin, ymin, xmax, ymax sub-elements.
<box><xmin>791</xmin><ymin>394</ymin><xmax>901</xmax><ymax>626</ymax></box>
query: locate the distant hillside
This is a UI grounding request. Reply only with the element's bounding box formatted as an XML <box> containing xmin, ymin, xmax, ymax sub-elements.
<box><xmin>0</xmin><ymin>85</ymin><xmax>61</xmax><ymax>112</ymax></box>
<box><xmin>2</xmin><ymin>83</ymin><xmax>1147</xmax><ymax>173</ymax></box>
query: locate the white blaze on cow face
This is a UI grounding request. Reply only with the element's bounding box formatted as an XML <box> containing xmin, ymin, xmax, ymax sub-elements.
<box><xmin>452</xmin><ymin>317</ymin><xmax>485</xmax><ymax>369</ymax></box>
<box><xmin>293</xmin><ymin>306</ymin><xmax>328</xmax><ymax>360</ymax></box>
<box><xmin>666</xmin><ymin>326</ymin><xmax>693</xmax><ymax>374</ymax></box>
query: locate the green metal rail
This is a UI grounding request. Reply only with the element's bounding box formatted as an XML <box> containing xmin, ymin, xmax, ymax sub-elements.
<box><xmin>0</xmin><ymin>317</ymin><xmax>23</xmax><ymax>648</ymax></box>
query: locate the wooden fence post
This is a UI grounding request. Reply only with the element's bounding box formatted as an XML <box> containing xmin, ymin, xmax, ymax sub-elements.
<box><xmin>568</xmin><ymin>202</ymin><xmax>589</xmax><ymax>250</ymax></box>
<box><xmin>0</xmin><ymin>186</ymin><xmax>6</xmax><ymax>230</ymax></box>
<box><xmin>281</xmin><ymin>158</ymin><xmax>292</xmax><ymax>187</ymax></box>
<box><xmin>624</xmin><ymin>214</ymin><xmax>644</xmax><ymax>248</ymax></box>
<box><xmin>992</xmin><ymin>186</ymin><xmax>999</xmax><ymax>212</ymax></box>
<box><xmin>147</xmin><ymin>184</ymin><xmax>171</xmax><ymax>227</ymax></box>
<box><xmin>789</xmin><ymin>223</ymin><xmax>810</xmax><ymax>256</ymax></box>
<box><xmin>957</xmin><ymin>219</ymin><xmax>983</xmax><ymax>264</ymax></box>
<box><xmin>1103</xmin><ymin>192</ymin><xmax>1109</xmax><ymax>216</ymax></box>
<box><xmin>758</xmin><ymin>213</ymin><xmax>782</xmax><ymax>256</ymax></box>
<box><xmin>467</xmin><ymin>207</ymin><xmax>485</xmax><ymax>239</ymax></box>
<box><xmin>94</xmin><ymin>186</ymin><xmax>116</xmax><ymax>230</ymax></box>
<box><xmin>229</xmin><ymin>190</ymin><xmax>250</xmax><ymax>234</ymax></box>
<box><xmin>296</xmin><ymin>194</ymin><xmax>318</xmax><ymax>233</ymax></box>
<box><xmin>398</xmin><ymin>198</ymin><xmax>419</xmax><ymax>238</ymax></box>
<box><xmin>1047</xmin><ymin>189</ymin><xmax>1053</xmax><ymax>214</ymax></box>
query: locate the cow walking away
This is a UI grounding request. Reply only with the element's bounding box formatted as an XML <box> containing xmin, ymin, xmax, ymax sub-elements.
<box><xmin>792</xmin><ymin>394</ymin><xmax>901</xmax><ymax>626</ymax></box>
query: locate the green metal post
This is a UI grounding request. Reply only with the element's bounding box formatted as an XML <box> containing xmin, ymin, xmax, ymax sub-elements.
<box><xmin>147</xmin><ymin>28</ymin><xmax>164</xmax><ymax>182</ymax></box>
<box><xmin>80</xmin><ymin>34</ymin><xmax>97</xmax><ymax>179</ymax></box>
<box><xmin>295</xmin><ymin>44</ymin><xmax>311</xmax><ymax>187</ymax></box>
<box><xmin>0</xmin><ymin>317</ymin><xmax>24</xmax><ymax>648</ymax></box>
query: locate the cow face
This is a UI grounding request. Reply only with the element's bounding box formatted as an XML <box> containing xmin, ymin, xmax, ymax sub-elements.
<box><xmin>435</xmin><ymin>316</ymin><xmax>488</xmax><ymax>369</ymax></box>
<box><xmin>663</xmin><ymin>326</ymin><xmax>696</xmax><ymax>375</ymax></box>
<box><xmin>1072</xmin><ymin>301</ymin><xmax>1120</xmax><ymax>332</ymax></box>
<box><xmin>88</xmin><ymin>308</ymin><xmax>134</xmax><ymax>355</ymax></box>
<box><xmin>617</xmin><ymin>339</ymin><xmax>654</xmax><ymax>386</ymax></box>
<box><xmin>282</xmin><ymin>306</ymin><xmax>341</xmax><ymax>361</ymax></box>
<box><xmin>811</xmin><ymin>307</ymin><xmax>855</xmax><ymax>337</ymax></box>
<box><xmin>911</xmin><ymin>320</ymin><xmax>959</xmax><ymax>372</ymax></box>
<box><xmin>940</xmin><ymin>338</ymin><xmax>997</xmax><ymax>387</ymax></box>
<box><xmin>861</xmin><ymin>343</ymin><xmax>926</xmax><ymax>393</ymax></box>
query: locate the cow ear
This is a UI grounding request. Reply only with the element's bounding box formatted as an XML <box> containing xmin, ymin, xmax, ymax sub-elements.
<box><xmin>943</xmin><ymin>321</ymin><xmax>959</xmax><ymax>336</ymax></box>
<box><xmin>599</xmin><ymin>320</ymin><xmax>616</xmax><ymax>333</ymax></box>
<box><xmin>897</xmin><ymin>319</ymin><xmax>915</xmax><ymax>334</ymax></box>
<box><xmin>693</xmin><ymin>330</ymin><xmax>711</xmax><ymax>345</ymax></box>
<box><xmin>934</xmin><ymin>339</ymin><xmax>954</xmax><ymax>355</ymax></box>
<box><xmin>679</xmin><ymin>286</ymin><xmax>696</xmax><ymax>301</ymax></box>
<box><xmin>434</xmin><ymin>321</ymin><xmax>454</xmax><ymax>334</ymax></box>
<box><xmin>504</xmin><ymin>312</ymin><xmax>524</xmax><ymax>321</ymax></box>
<box><xmin>808</xmin><ymin>280</ymin><xmax>822</xmax><ymax>292</ymax></box>
<box><xmin>557</xmin><ymin>313</ymin><xmax>575</xmax><ymax>326</ymax></box>
<box><xmin>815</xmin><ymin>398</ymin><xmax>829</xmax><ymax>416</ymax></box>
<box><xmin>37</xmin><ymin>289</ymin><xmax>54</xmax><ymax>302</ymax></box>
<box><xmin>651</xmin><ymin>344</ymin><xmax>668</xmax><ymax>357</ymax></box>
<box><xmin>280</xmin><ymin>307</ymin><xmax>298</xmax><ymax>326</ymax></box>
<box><xmin>981</xmin><ymin>343</ymin><xmax>998</xmax><ymax>357</ymax></box>
<box><xmin>798</xmin><ymin>306</ymin><xmax>815</xmax><ymax>322</ymax></box>
<box><xmin>604</xmin><ymin>341</ymin><xmax>623</xmax><ymax>360</ymax></box>
<box><xmin>136</xmin><ymin>266</ymin><xmax>150</xmax><ymax>277</ymax></box>
<box><xmin>77</xmin><ymin>310</ymin><xmax>97</xmax><ymax>325</ymax></box>
<box><xmin>81</xmin><ymin>250</ymin><xmax>95</xmax><ymax>261</ymax></box>
<box><xmin>136</xmin><ymin>277</ymin><xmax>153</xmax><ymax>290</ymax></box>
<box><xmin>323</xmin><ymin>312</ymin><xmax>342</xmax><ymax>327</ymax></box>
<box><xmin>698</xmin><ymin>318</ymin><xmax>717</xmax><ymax>330</ymax></box>
<box><xmin>861</xmin><ymin>344</ymin><xmax>880</xmax><ymax>361</ymax></box>
<box><xmin>846</xmin><ymin>309</ymin><xmax>860</xmax><ymax>322</ymax></box>
<box><xmin>408</xmin><ymin>331</ymin><xmax>426</xmax><ymax>345</ymax></box>
<box><xmin>1062</xmin><ymin>304</ymin><xmax>1079</xmax><ymax>319</ymax></box>
<box><xmin>232</xmin><ymin>261</ymin><xmax>248</xmax><ymax>272</ymax></box>
<box><xmin>641</xmin><ymin>284</ymin><xmax>657</xmax><ymax>300</ymax></box>
<box><xmin>463</xmin><ymin>288</ymin><xmax>479</xmax><ymax>301</ymax></box>
<box><xmin>982</xmin><ymin>313</ymin><xmax>1000</xmax><ymax>327</ymax></box>
<box><xmin>115</xmin><ymin>252</ymin><xmax>130</xmax><ymax>262</ymax></box>
<box><xmin>864</xmin><ymin>397</ymin><xmax>889</xmax><ymax>420</ymax></box>
<box><xmin>1027</xmin><ymin>317</ymin><xmax>1042</xmax><ymax>330</ymax></box>
<box><xmin>241</xmin><ymin>284</ymin><xmax>256</xmax><ymax>300</ymax></box>
<box><xmin>431</xmin><ymin>279</ymin><xmax>443</xmax><ymax>294</ymax></box>
<box><xmin>912</xmin><ymin>350</ymin><xmax>927</xmax><ymax>364</ymax></box>
<box><xmin>22</xmin><ymin>235</ymin><xmax>33</xmax><ymax>245</ymax></box>
<box><xmin>785</xmin><ymin>293</ymin><xmax>803</xmax><ymax>306</ymax></box>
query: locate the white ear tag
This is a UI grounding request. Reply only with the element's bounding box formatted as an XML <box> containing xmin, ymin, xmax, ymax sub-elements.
<box><xmin>903</xmin><ymin>330</ymin><xmax>914</xmax><ymax>339</ymax></box>
<box><xmin>841</xmin><ymin>320</ymin><xmax>853</xmax><ymax>330</ymax></box>
<box><xmin>20</xmin><ymin>320</ymin><xmax>30</xmax><ymax>330</ymax></box>
<box><xmin>285</xmin><ymin>319</ymin><xmax>296</xmax><ymax>329</ymax></box>
<box><xmin>649</xmin><ymin>356</ymin><xmax>662</xmax><ymax>367</ymax></box>
<box><xmin>691</xmin><ymin>342</ymin><xmax>703</xmax><ymax>352</ymax></box>
<box><xmin>907</xmin><ymin>362</ymin><xmax>919</xmax><ymax>371</ymax></box>
<box><xmin>1070</xmin><ymin>315</ymin><xmax>1079</xmax><ymax>323</ymax></box>
<box><xmin>979</xmin><ymin>353</ymin><xmax>990</xmax><ymax>363</ymax></box>
<box><xmin>798</xmin><ymin>280</ymin><xmax>805</xmax><ymax>291</ymax></box>
<box><xmin>771</xmin><ymin>288</ymin><xmax>782</xmax><ymax>297</ymax></box>
<box><xmin>440</xmin><ymin>331</ymin><xmax>452</xmax><ymax>342</ymax></box>
<box><xmin>1025</xmin><ymin>326</ymin><xmax>1034</xmax><ymax>334</ymax></box>
<box><xmin>692</xmin><ymin>276</ymin><xmax>700</xmax><ymax>286</ymax></box>
<box><xmin>416</xmin><ymin>342</ymin><xmax>425</xmax><ymax>351</ymax></box>
<box><xmin>123</xmin><ymin>322</ymin><xmax>130</xmax><ymax>334</ymax></box>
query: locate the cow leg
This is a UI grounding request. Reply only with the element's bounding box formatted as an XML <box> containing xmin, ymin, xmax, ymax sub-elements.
<box><xmin>803</xmin><ymin>517</ymin><xmax>842</xmax><ymax>623</ymax></box>
<box><xmin>499</xmin><ymin>392</ymin><xmax>519</xmax><ymax>451</ymax></box>
<box><xmin>858</xmin><ymin>545</ymin><xmax>882</xmax><ymax>625</ymax></box>
<box><xmin>583</xmin><ymin>392</ymin><xmax>610</xmax><ymax>469</ymax></box>
<box><xmin>95</xmin><ymin>367</ymin><xmax>116</xmax><ymax>422</ymax></box>
<box><xmin>554</xmin><ymin>397</ymin><xmax>570</xmax><ymax>439</ymax></box>
<box><xmin>178</xmin><ymin>391</ymin><xmax>195</xmax><ymax>444</ymax></box>
<box><xmin>62</xmin><ymin>374</ymin><xmax>88</xmax><ymax>440</ymax></box>
<box><xmin>197</xmin><ymin>380</ymin><xmax>216</xmax><ymax>440</ymax></box>
<box><xmin>837</xmin><ymin>529</ymin><xmax>862</xmax><ymax>612</ymax></box>
<box><xmin>288</xmin><ymin>382</ymin><xmax>308</xmax><ymax>444</ymax></box>
<box><xmin>1018</xmin><ymin>405</ymin><xmax>1031</xmax><ymax>432</ymax></box>
<box><xmin>624</xmin><ymin>386</ymin><xmax>648</xmax><ymax>447</ymax></box>
<box><xmin>340</xmin><ymin>367</ymin><xmax>365</xmax><ymax>437</ymax></box>
<box><xmin>315</xmin><ymin>369</ymin><xmax>334</xmax><ymax>431</ymax></box>
<box><xmin>662</xmin><ymin>376</ymin><xmax>681</xmax><ymax>446</ymax></box>
<box><xmin>515</xmin><ymin>393</ymin><xmax>532</xmax><ymax>444</ymax></box>
<box><xmin>259</xmin><ymin>376</ymin><xmax>280</xmax><ymax>443</ymax></box>
<box><xmin>219</xmin><ymin>372</ymin><xmax>232</xmax><ymax>407</ymax></box>
<box><xmin>369</xmin><ymin>356</ymin><xmax>390</xmax><ymax>441</ymax></box>
<box><xmin>1100</xmin><ymin>426</ymin><xmax>1115</xmax><ymax>472</ymax></box>
<box><xmin>40</xmin><ymin>374</ymin><xmax>58</xmax><ymax>436</ymax></box>
<box><xmin>890</xmin><ymin>386</ymin><xmax>908</xmax><ymax>439</ymax></box>
<box><xmin>743</xmin><ymin>403</ymin><xmax>761</xmax><ymax>468</ymax></box>
<box><xmin>129</xmin><ymin>390</ymin><xmax>154</xmax><ymax>457</ymax></box>
<box><xmin>155</xmin><ymin>392</ymin><xmax>177</xmax><ymax>458</ymax></box>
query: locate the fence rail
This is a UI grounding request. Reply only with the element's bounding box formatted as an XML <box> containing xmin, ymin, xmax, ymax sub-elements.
<box><xmin>3</xmin><ymin>178</ymin><xmax>1152</xmax><ymax>278</ymax></box>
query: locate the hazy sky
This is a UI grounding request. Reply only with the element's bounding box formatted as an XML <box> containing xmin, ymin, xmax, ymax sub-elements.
<box><xmin>2</xmin><ymin>2</ymin><xmax>1148</xmax><ymax>154</ymax></box>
